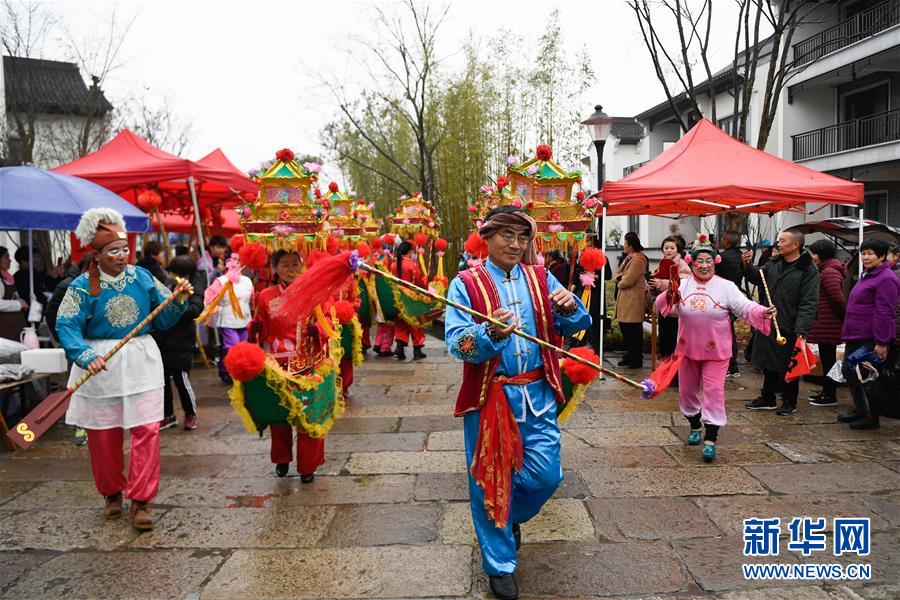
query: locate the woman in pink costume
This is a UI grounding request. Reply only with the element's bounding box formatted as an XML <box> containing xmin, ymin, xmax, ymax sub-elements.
<box><xmin>655</xmin><ymin>234</ymin><xmax>775</xmax><ymax>462</ymax></box>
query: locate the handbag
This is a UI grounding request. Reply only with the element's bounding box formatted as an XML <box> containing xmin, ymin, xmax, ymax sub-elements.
<box><xmin>864</xmin><ymin>368</ymin><xmax>899</xmax><ymax>419</ymax></box>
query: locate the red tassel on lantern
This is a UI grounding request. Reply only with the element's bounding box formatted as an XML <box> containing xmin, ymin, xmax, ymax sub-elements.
<box><xmin>225</xmin><ymin>342</ymin><xmax>267</xmax><ymax>381</ymax></box>
<box><xmin>434</xmin><ymin>238</ymin><xmax>448</xmax><ymax>252</ymax></box>
<box><xmin>414</xmin><ymin>233</ymin><xmax>428</xmax><ymax>248</ymax></box>
<box><xmin>370</xmin><ymin>237</ymin><xmax>383</xmax><ymax>251</ymax></box>
<box><xmin>356</xmin><ymin>241</ymin><xmax>371</xmax><ymax>258</ymax></box>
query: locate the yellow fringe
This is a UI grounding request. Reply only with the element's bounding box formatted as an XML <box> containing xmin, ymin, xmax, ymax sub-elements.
<box><xmin>558</xmin><ymin>383</ymin><xmax>588</xmax><ymax>424</ymax></box>
<box><xmin>349</xmin><ymin>315</ymin><xmax>364</xmax><ymax>366</ymax></box>
<box><xmin>390</xmin><ymin>279</ymin><xmax>443</xmax><ymax>328</ymax></box>
<box><xmin>228</xmin><ymin>381</ymin><xmax>258</xmax><ymax>434</ymax></box>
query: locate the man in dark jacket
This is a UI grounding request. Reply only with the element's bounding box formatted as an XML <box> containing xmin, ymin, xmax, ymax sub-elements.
<box><xmin>153</xmin><ymin>256</ymin><xmax>206</xmax><ymax>430</ymax></box>
<box><xmin>46</xmin><ymin>255</ymin><xmax>94</xmax><ymax>344</ymax></box>
<box><xmin>716</xmin><ymin>231</ymin><xmax>745</xmax><ymax>377</ymax></box>
<box><xmin>136</xmin><ymin>241</ymin><xmax>167</xmax><ymax>283</ymax></box>
<box><xmin>742</xmin><ymin>230</ymin><xmax>820</xmax><ymax>415</ymax></box>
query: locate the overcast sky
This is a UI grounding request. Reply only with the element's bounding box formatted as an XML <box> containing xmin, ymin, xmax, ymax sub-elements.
<box><xmin>45</xmin><ymin>0</ymin><xmax>746</xmax><ymax>175</ymax></box>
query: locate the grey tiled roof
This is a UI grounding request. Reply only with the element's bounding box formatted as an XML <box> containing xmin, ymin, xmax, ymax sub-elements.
<box><xmin>4</xmin><ymin>56</ymin><xmax>113</xmax><ymax>117</ymax></box>
<box><xmin>611</xmin><ymin>118</ymin><xmax>645</xmax><ymax>143</ymax></box>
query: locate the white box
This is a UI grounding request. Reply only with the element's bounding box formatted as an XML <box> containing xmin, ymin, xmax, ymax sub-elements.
<box><xmin>20</xmin><ymin>348</ymin><xmax>68</xmax><ymax>373</ymax></box>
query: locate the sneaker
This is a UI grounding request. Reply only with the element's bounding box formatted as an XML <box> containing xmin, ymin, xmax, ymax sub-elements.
<box><xmin>726</xmin><ymin>369</ymin><xmax>740</xmax><ymax>378</ymax></box>
<box><xmin>808</xmin><ymin>395</ymin><xmax>837</xmax><ymax>407</ymax></box>
<box><xmin>687</xmin><ymin>430</ymin><xmax>702</xmax><ymax>445</ymax></box>
<box><xmin>159</xmin><ymin>415</ymin><xmax>178</xmax><ymax>430</ymax></box>
<box><xmin>745</xmin><ymin>397</ymin><xmax>777</xmax><ymax>410</ymax></box>
<box><xmin>275</xmin><ymin>463</ymin><xmax>289</xmax><ymax>477</ymax></box>
<box><xmin>74</xmin><ymin>427</ymin><xmax>88</xmax><ymax>446</ymax></box>
<box><xmin>300</xmin><ymin>474</ymin><xmax>315</xmax><ymax>484</ymax></box>
<box><xmin>776</xmin><ymin>402</ymin><xmax>796</xmax><ymax>416</ymax></box>
<box><xmin>702</xmin><ymin>442</ymin><xmax>717</xmax><ymax>462</ymax></box>
<box><xmin>184</xmin><ymin>415</ymin><xmax>198</xmax><ymax>430</ymax></box>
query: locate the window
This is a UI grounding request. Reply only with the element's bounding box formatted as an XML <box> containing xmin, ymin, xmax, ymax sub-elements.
<box><xmin>717</xmin><ymin>115</ymin><xmax>751</xmax><ymax>143</ymax></box>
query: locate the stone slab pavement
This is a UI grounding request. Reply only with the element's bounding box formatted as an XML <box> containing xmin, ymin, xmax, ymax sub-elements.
<box><xmin>1</xmin><ymin>335</ymin><xmax>899</xmax><ymax>599</ymax></box>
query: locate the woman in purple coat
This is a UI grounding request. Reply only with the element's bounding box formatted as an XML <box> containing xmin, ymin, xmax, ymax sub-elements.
<box><xmin>806</xmin><ymin>240</ymin><xmax>847</xmax><ymax>407</ymax></box>
<box><xmin>838</xmin><ymin>239</ymin><xmax>900</xmax><ymax>429</ymax></box>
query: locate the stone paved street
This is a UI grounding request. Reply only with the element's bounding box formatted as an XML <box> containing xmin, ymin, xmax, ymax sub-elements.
<box><xmin>2</xmin><ymin>336</ymin><xmax>899</xmax><ymax>599</ymax></box>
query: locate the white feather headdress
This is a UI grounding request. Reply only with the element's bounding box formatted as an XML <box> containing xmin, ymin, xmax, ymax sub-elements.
<box><xmin>75</xmin><ymin>208</ymin><xmax>126</xmax><ymax>246</ymax></box>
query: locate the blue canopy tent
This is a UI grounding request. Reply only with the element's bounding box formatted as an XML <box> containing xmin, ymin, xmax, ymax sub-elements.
<box><xmin>0</xmin><ymin>166</ymin><xmax>150</xmax><ymax>321</ymax></box>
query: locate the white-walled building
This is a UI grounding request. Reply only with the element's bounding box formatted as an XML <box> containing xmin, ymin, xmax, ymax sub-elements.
<box><xmin>594</xmin><ymin>0</ymin><xmax>899</xmax><ymax>256</ymax></box>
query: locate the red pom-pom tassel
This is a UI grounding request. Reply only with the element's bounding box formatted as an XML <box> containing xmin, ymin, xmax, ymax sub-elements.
<box><xmin>578</xmin><ymin>247</ymin><xmax>606</xmax><ymax>273</ymax></box>
<box><xmin>229</xmin><ymin>234</ymin><xmax>245</xmax><ymax>253</ymax></box>
<box><xmin>356</xmin><ymin>241</ymin><xmax>371</xmax><ymax>258</ymax></box>
<box><xmin>370</xmin><ymin>237</ymin><xmax>383</xmax><ymax>251</ymax></box>
<box><xmin>328</xmin><ymin>181</ymin><xmax>339</xmax><ymax>193</ymax></box>
<box><xmin>562</xmin><ymin>347</ymin><xmax>601</xmax><ymax>385</ymax></box>
<box><xmin>238</xmin><ymin>242</ymin><xmax>269</xmax><ymax>271</ymax></box>
<box><xmin>414</xmin><ymin>233</ymin><xmax>428</xmax><ymax>247</ymax></box>
<box><xmin>536</xmin><ymin>145</ymin><xmax>553</xmax><ymax>161</ymax></box>
<box><xmin>464</xmin><ymin>231</ymin><xmax>488</xmax><ymax>259</ymax></box>
<box><xmin>225</xmin><ymin>342</ymin><xmax>267</xmax><ymax>382</ymax></box>
<box><xmin>332</xmin><ymin>300</ymin><xmax>355</xmax><ymax>324</ymax></box>
<box><xmin>326</xmin><ymin>235</ymin><xmax>340</xmax><ymax>255</ymax></box>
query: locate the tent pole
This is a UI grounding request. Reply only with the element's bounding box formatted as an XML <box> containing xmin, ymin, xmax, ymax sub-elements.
<box><xmin>188</xmin><ymin>176</ymin><xmax>219</xmax><ymax>349</ymax></box>
<box><xmin>188</xmin><ymin>176</ymin><xmax>208</xmax><ymax>279</ymax></box>
<box><xmin>858</xmin><ymin>205</ymin><xmax>864</xmax><ymax>275</ymax></box>
<box><xmin>28</xmin><ymin>229</ymin><xmax>35</xmax><ymax>322</ymax></box>
<box><xmin>598</xmin><ymin>203</ymin><xmax>608</xmax><ymax>380</ymax></box>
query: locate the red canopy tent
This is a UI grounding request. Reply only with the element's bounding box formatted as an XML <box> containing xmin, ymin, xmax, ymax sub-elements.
<box><xmin>590</xmin><ymin>118</ymin><xmax>864</xmax><ymax>377</ymax></box>
<box><xmin>156</xmin><ymin>206</ymin><xmax>241</xmax><ymax>237</ymax></box>
<box><xmin>54</xmin><ymin>131</ymin><xmax>256</xmax><ymax>264</ymax></box>
<box><xmin>599</xmin><ymin>118</ymin><xmax>864</xmax><ymax>217</ymax></box>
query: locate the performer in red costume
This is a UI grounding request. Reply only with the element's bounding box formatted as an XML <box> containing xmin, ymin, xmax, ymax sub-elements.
<box><xmin>252</xmin><ymin>250</ymin><xmax>325</xmax><ymax>482</ymax></box>
<box><xmin>392</xmin><ymin>240</ymin><xmax>427</xmax><ymax>361</ymax></box>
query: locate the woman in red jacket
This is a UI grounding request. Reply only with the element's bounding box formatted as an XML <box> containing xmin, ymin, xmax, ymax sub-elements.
<box><xmin>253</xmin><ymin>250</ymin><xmax>325</xmax><ymax>482</ymax></box>
<box><xmin>392</xmin><ymin>241</ymin><xmax>427</xmax><ymax>361</ymax></box>
<box><xmin>806</xmin><ymin>239</ymin><xmax>847</xmax><ymax>407</ymax></box>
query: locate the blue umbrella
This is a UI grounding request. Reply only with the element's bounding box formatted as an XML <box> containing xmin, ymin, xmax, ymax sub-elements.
<box><xmin>0</xmin><ymin>165</ymin><xmax>149</xmax><ymax>232</ymax></box>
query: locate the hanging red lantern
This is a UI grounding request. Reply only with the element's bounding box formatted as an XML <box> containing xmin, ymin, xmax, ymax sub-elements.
<box><xmin>136</xmin><ymin>189</ymin><xmax>162</xmax><ymax>211</ymax></box>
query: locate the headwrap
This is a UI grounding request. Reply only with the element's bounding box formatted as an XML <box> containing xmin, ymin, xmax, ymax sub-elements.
<box><xmin>74</xmin><ymin>208</ymin><xmax>127</xmax><ymax>296</ymax></box>
<box><xmin>478</xmin><ymin>209</ymin><xmax>539</xmax><ymax>266</ymax></box>
<box><xmin>685</xmin><ymin>233</ymin><xmax>720</xmax><ymax>264</ymax></box>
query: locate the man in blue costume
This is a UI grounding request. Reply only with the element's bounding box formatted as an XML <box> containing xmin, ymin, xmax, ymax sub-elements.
<box><xmin>445</xmin><ymin>206</ymin><xmax>591</xmax><ymax>600</ymax></box>
<box><xmin>56</xmin><ymin>208</ymin><xmax>191</xmax><ymax>530</ymax></box>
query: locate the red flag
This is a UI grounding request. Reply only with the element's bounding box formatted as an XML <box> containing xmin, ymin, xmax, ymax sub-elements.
<box><xmin>785</xmin><ymin>338</ymin><xmax>817</xmax><ymax>382</ymax></box>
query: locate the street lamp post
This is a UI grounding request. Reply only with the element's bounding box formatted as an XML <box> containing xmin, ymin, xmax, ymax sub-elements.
<box><xmin>581</xmin><ymin>105</ymin><xmax>614</xmax><ymax>376</ymax></box>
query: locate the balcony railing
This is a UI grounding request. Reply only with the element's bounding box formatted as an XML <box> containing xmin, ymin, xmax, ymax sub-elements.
<box><xmin>792</xmin><ymin>107</ymin><xmax>900</xmax><ymax>161</ymax></box>
<box><xmin>623</xmin><ymin>160</ymin><xmax>648</xmax><ymax>177</ymax></box>
<box><xmin>793</xmin><ymin>0</ymin><xmax>900</xmax><ymax>67</ymax></box>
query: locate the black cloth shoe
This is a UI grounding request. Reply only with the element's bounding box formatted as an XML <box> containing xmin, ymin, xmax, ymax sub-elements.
<box><xmin>275</xmin><ymin>463</ymin><xmax>289</xmax><ymax>478</ymax></box>
<box><xmin>616</xmin><ymin>358</ymin><xmax>630</xmax><ymax>367</ymax></box>
<box><xmin>776</xmin><ymin>402</ymin><xmax>796</xmax><ymax>416</ymax></box>
<box><xmin>219</xmin><ymin>372</ymin><xmax>233</xmax><ymax>385</ymax></box>
<box><xmin>849</xmin><ymin>414</ymin><xmax>880</xmax><ymax>430</ymax></box>
<box><xmin>394</xmin><ymin>343</ymin><xmax>407</xmax><ymax>361</ymax></box>
<box><xmin>808</xmin><ymin>394</ymin><xmax>837</xmax><ymax>407</ymax></box>
<box><xmin>745</xmin><ymin>397</ymin><xmax>776</xmax><ymax>410</ymax></box>
<box><xmin>413</xmin><ymin>346</ymin><xmax>427</xmax><ymax>360</ymax></box>
<box><xmin>838</xmin><ymin>409</ymin><xmax>864</xmax><ymax>423</ymax></box>
<box><xmin>512</xmin><ymin>523</ymin><xmax>521</xmax><ymax>550</ymax></box>
<box><xmin>300</xmin><ymin>474</ymin><xmax>315</xmax><ymax>484</ymax></box>
<box><xmin>375</xmin><ymin>350</ymin><xmax>393</xmax><ymax>358</ymax></box>
<box><xmin>488</xmin><ymin>574</ymin><xmax>518</xmax><ymax>600</ymax></box>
